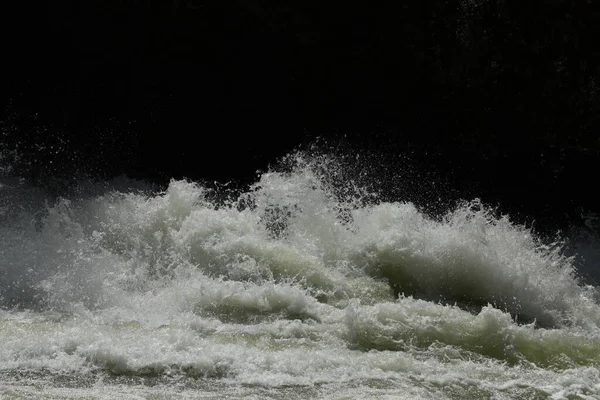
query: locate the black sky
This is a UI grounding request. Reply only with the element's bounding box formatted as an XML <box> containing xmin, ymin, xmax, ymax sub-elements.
<box><xmin>2</xmin><ymin>0</ymin><xmax>600</xmax><ymax>232</ymax></box>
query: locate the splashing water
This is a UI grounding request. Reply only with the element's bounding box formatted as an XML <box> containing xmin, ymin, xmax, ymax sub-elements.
<box><xmin>1</xmin><ymin>151</ymin><xmax>599</xmax><ymax>399</ymax></box>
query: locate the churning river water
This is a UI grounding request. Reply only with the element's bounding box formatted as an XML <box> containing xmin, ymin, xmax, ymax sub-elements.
<box><xmin>1</xmin><ymin>152</ymin><xmax>599</xmax><ymax>399</ymax></box>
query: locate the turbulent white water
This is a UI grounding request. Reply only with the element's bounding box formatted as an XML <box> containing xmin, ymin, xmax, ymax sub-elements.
<box><xmin>1</xmin><ymin>152</ymin><xmax>600</xmax><ymax>399</ymax></box>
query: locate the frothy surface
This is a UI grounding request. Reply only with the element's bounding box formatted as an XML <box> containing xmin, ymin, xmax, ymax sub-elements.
<box><xmin>1</xmin><ymin>153</ymin><xmax>599</xmax><ymax>399</ymax></box>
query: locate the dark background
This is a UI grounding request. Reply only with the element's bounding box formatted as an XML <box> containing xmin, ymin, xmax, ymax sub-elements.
<box><xmin>2</xmin><ymin>0</ymin><xmax>600</xmax><ymax>233</ymax></box>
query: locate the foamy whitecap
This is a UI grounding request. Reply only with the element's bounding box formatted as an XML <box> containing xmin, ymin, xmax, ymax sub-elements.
<box><xmin>1</xmin><ymin>151</ymin><xmax>599</xmax><ymax>399</ymax></box>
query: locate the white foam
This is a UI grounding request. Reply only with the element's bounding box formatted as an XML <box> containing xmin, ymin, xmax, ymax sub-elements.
<box><xmin>1</xmin><ymin>153</ymin><xmax>600</xmax><ymax>398</ymax></box>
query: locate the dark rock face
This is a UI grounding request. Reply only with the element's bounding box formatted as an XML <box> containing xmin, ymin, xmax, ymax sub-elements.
<box><xmin>2</xmin><ymin>1</ymin><xmax>599</xmax><ymax>232</ymax></box>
